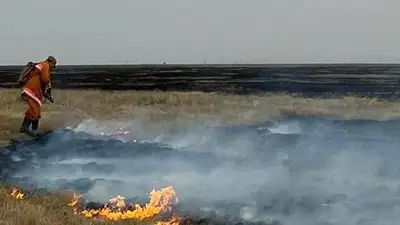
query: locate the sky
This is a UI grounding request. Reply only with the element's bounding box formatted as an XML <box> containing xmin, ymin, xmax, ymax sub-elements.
<box><xmin>1</xmin><ymin>0</ymin><xmax>400</xmax><ymax>65</ymax></box>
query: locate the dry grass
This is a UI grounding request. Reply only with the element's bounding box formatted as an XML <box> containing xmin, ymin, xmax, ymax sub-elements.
<box><xmin>0</xmin><ymin>185</ymin><xmax>155</xmax><ymax>225</ymax></box>
<box><xmin>2</xmin><ymin>87</ymin><xmax>400</xmax><ymax>145</ymax></box>
<box><xmin>2</xmin><ymin>88</ymin><xmax>400</xmax><ymax>224</ymax></box>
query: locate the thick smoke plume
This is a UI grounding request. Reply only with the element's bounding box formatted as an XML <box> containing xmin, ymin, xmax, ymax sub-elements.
<box><xmin>2</xmin><ymin>116</ymin><xmax>400</xmax><ymax>225</ymax></box>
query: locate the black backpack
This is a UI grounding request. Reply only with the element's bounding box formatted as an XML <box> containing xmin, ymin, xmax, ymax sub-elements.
<box><xmin>17</xmin><ymin>61</ymin><xmax>38</xmax><ymax>85</ymax></box>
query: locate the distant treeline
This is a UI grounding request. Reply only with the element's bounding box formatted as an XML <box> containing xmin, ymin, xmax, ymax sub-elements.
<box><xmin>1</xmin><ymin>64</ymin><xmax>400</xmax><ymax>99</ymax></box>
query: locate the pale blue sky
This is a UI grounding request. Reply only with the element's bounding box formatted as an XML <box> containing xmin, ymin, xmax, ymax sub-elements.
<box><xmin>1</xmin><ymin>0</ymin><xmax>399</xmax><ymax>65</ymax></box>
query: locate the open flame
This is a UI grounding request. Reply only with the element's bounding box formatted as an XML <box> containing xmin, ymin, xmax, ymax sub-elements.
<box><xmin>10</xmin><ymin>188</ymin><xmax>24</xmax><ymax>200</ymax></box>
<box><xmin>10</xmin><ymin>186</ymin><xmax>181</xmax><ymax>225</ymax></box>
<box><xmin>69</xmin><ymin>186</ymin><xmax>180</xmax><ymax>223</ymax></box>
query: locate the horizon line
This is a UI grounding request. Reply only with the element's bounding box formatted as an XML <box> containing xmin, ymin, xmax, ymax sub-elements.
<box><xmin>2</xmin><ymin>62</ymin><xmax>400</xmax><ymax>67</ymax></box>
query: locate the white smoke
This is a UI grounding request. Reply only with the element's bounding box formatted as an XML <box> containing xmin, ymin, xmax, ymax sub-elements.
<box><xmin>7</xmin><ymin>116</ymin><xmax>400</xmax><ymax>225</ymax></box>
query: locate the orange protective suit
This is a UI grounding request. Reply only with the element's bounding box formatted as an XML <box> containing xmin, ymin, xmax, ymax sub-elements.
<box><xmin>21</xmin><ymin>61</ymin><xmax>51</xmax><ymax>120</ymax></box>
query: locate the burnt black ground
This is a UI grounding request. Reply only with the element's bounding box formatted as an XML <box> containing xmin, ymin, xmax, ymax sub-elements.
<box><xmin>2</xmin><ymin>64</ymin><xmax>400</xmax><ymax>224</ymax></box>
<box><xmin>2</xmin><ymin>64</ymin><xmax>400</xmax><ymax>98</ymax></box>
<box><xmin>1</xmin><ymin>117</ymin><xmax>400</xmax><ymax>225</ymax></box>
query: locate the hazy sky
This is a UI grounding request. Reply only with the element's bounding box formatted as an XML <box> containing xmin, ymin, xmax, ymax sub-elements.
<box><xmin>1</xmin><ymin>0</ymin><xmax>400</xmax><ymax>65</ymax></box>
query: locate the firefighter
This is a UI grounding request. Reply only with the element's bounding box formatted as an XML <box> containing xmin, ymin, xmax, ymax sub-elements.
<box><xmin>19</xmin><ymin>56</ymin><xmax>57</xmax><ymax>137</ymax></box>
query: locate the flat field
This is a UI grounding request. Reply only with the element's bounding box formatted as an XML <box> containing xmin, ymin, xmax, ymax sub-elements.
<box><xmin>2</xmin><ymin>64</ymin><xmax>400</xmax><ymax>225</ymax></box>
<box><xmin>1</xmin><ymin>88</ymin><xmax>400</xmax><ymax>146</ymax></box>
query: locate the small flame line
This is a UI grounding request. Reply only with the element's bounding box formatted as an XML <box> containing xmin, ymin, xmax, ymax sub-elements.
<box><xmin>9</xmin><ymin>186</ymin><xmax>180</xmax><ymax>225</ymax></box>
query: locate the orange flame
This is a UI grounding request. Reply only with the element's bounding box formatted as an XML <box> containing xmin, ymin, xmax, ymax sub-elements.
<box><xmin>8</xmin><ymin>185</ymin><xmax>180</xmax><ymax>224</ymax></box>
<box><xmin>10</xmin><ymin>188</ymin><xmax>24</xmax><ymax>200</ymax></box>
<box><xmin>69</xmin><ymin>186</ymin><xmax>180</xmax><ymax>224</ymax></box>
<box><xmin>67</xmin><ymin>192</ymin><xmax>83</xmax><ymax>215</ymax></box>
<box><xmin>155</xmin><ymin>214</ymin><xmax>181</xmax><ymax>225</ymax></box>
